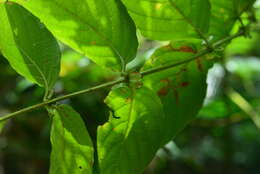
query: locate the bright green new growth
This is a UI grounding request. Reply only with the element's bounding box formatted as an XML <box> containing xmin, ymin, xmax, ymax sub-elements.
<box><xmin>50</xmin><ymin>105</ymin><xmax>94</xmax><ymax>174</ymax></box>
<box><xmin>0</xmin><ymin>3</ymin><xmax>60</xmax><ymax>92</ymax></box>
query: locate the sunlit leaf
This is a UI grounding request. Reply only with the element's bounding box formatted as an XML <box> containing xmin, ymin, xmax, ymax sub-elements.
<box><xmin>169</xmin><ymin>0</ymin><xmax>211</xmax><ymax>34</ymax></box>
<box><xmin>97</xmin><ymin>86</ymin><xmax>165</xmax><ymax>174</ymax></box>
<box><xmin>0</xmin><ymin>2</ymin><xmax>60</xmax><ymax>90</ymax></box>
<box><xmin>121</xmin><ymin>0</ymin><xmax>211</xmax><ymax>40</ymax></box>
<box><xmin>11</xmin><ymin>0</ymin><xmax>138</xmax><ymax>71</ymax></box>
<box><xmin>50</xmin><ymin>105</ymin><xmax>94</xmax><ymax>174</ymax></box>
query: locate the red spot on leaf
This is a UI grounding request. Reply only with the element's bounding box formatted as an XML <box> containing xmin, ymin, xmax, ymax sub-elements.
<box><xmin>131</xmin><ymin>72</ymin><xmax>140</xmax><ymax>75</ymax></box>
<box><xmin>180</xmin><ymin>82</ymin><xmax>189</xmax><ymax>87</ymax></box>
<box><xmin>180</xmin><ymin>46</ymin><xmax>197</xmax><ymax>53</ymax></box>
<box><xmin>157</xmin><ymin>87</ymin><xmax>169</xmax><ymax>96</ymax></box>
<box><xmin>196</xmin><ymin>58</ymin><xmax>203</xmax><ymax>72</ymax></box>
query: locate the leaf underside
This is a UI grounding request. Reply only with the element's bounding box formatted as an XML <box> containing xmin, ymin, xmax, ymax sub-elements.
<box><xmin>0</xmin><ymin>2</ymin><xmax>60</xmax><ymax>90</ymax></box>
<box><xmin>50</xmin><ymin>105</ymin><xmax>94</xmax><ymax>174</ymax></box>
<box><xmin>11</xmin><ymin>0</ymin><xmax>138</xmax><ymax>71</ymax></box>
<box><xmin>97</xmin><ymin>86</ymin><xmax>165</xmax><ymax>174</ymax></box>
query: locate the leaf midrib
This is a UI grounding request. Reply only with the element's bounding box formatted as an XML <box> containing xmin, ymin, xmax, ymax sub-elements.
<box><xmin>5</xmin><ymin>5</ymin><xmax>50</xmax><ymax>91</ymax></box>
<box><xmin>47</xmin><ymin>0</ymin><xmax>125</xmax><ymax>69</ymax></box>
<box><xmin>168</xmin><ymin>0</ymin><xmax>207</xmax><ymax>37</ymax></box>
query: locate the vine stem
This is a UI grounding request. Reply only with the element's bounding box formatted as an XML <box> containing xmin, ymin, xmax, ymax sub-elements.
<box><xmin>141</xmin><ymin>30</ymin><xmax>245</xmax><ymax>76</ymax></box>
<box><xmin>0</xmin><ymin>78</ymin><xmax>125</xmax><ymax>122</ymax></box>
<box><xmin>226</xmin><ymin>87</ymin><xmax>260</xmax><ymax>129</ymax></box>
<box><xmin>0</xmin><ymin>31</ymin><xmax>245</xmax><ymax>122</ymax></box>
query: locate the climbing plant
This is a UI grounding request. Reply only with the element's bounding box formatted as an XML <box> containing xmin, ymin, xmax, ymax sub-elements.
<box><xmin>0</xmin><ymin>0</ymin><xmax>257</xmax><ymax>173</ymax></box>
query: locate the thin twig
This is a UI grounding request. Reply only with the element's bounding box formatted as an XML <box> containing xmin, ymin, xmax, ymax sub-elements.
<box><xmin>0</xmin><ymin>78</ymin><xmax>125</xmax><ymax>122</ymax></box>
<box><xmin>194</xmin><ymin>114</ymin><xmax>247</xmax><ymax>127</ymax></box>
<box><xmin>226</xmin><ymin>87</ymin><xmax>260</xmax><ymax>129</ymax></box>
<box><xmin>0</xmin><ymin>31</ymin><xmax>245</xmax><ymax>122</ymax></box>
<box><xmin>141</xmin><ymin>30</ymin><xmax>245</xmax><ymax>77</ymax></box>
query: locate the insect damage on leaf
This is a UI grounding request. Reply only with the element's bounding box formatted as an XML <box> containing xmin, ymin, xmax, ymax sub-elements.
<box><xmin>196</xmin><ymin>58</ymin><xmax>204</xmax><ymax>72</ymax></box>
<box><xmin>157</xmin><ymin>86</ymin><xmax>170</xmax><ymax>96</ymax></box>
<box><xmin>157</xmin><ymin>81</ymin><xmax>190</xmax><ymax>101</ymax></box>
<box><xmin>179</xmin><ymin>46</ymin><xmax>197</xmax><ymax>53</ymax></box>
<box><xmin>157</xmin><ymin>68</ymin><xmax>191</xmax><ymax>103</ymax></box>
<box><xmin>163</xmin><ymin>44</ymin><xmax>197</xmax><ymax>53</ymax></box>
<box><xmin>180</xmin><ymin>82</ymin><xmax>189</xmax><ymax>87</ymax></box>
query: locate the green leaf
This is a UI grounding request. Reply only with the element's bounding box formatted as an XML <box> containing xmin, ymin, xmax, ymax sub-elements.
<box><xmin>169</xmin><ymin>0</ymin><xmax>211</xmax><ymax>34</ymax></box>
<box><xmin>209</xmin><ymin>0</ymin><xmax>255</xmax><ymax>40</ymax></box>
<box><xmin>50</xmin><ymin>105</ymin><xmax>94</xmax><ymax>174</ymax></box>
<box><xmin>121</xmin><ymin>0</ymin><xmax>211</xmax><ymax>40</ymax></box>
<box><xmin>0</xmin><ymin>2</ymin><xmax>60</xmax><ymax>90</ymax></box>
<box><xmin>97</xmin><ymin>86</ymin><xmax>165</xmax><ymax>174</ymax></box>
<box><xmin>11</xmin><ymin>0</ymin><xmax>138</xmax><ymax>71</ymax></box>
<box><xmin>143</xmin><ymin>40</ymin><xmax>213</xmax><ymax>139</ymax></box>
